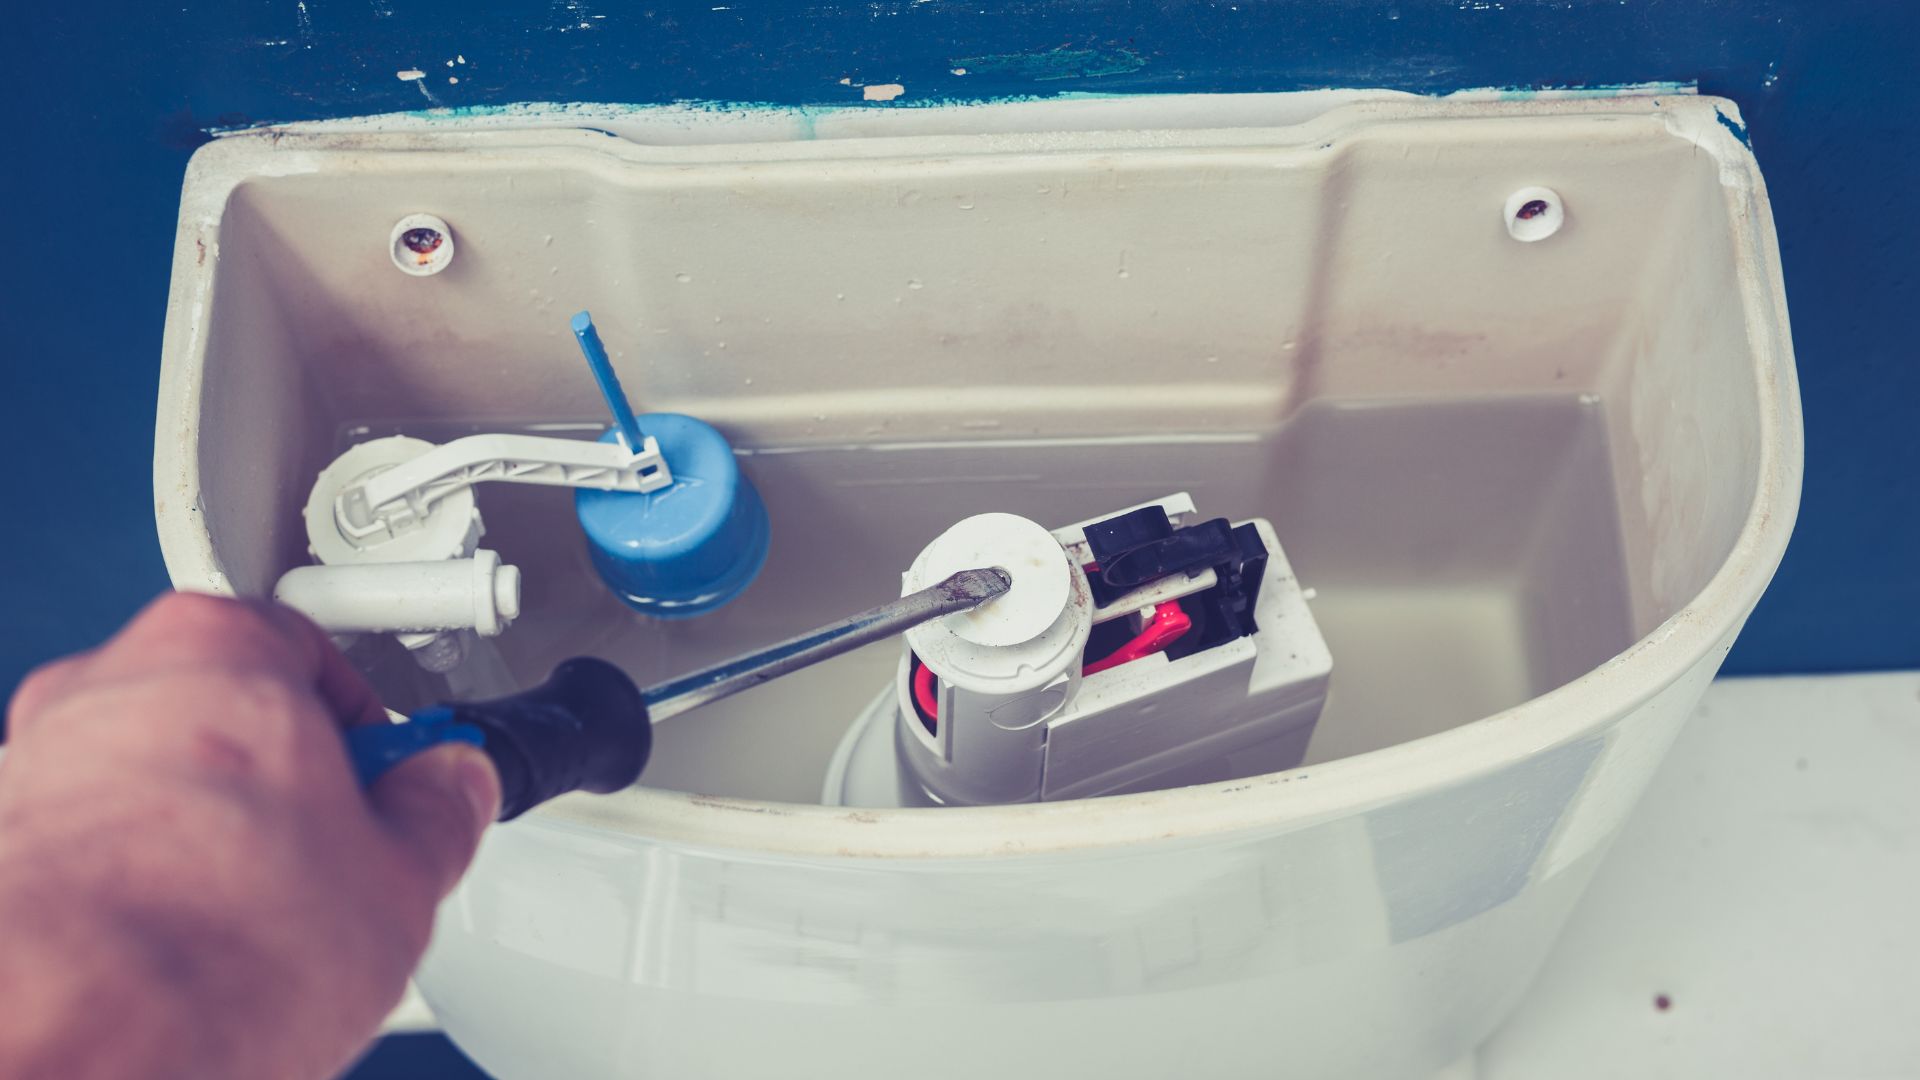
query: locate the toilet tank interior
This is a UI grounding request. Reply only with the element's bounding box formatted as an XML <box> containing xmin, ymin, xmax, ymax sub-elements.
<box><xmin>173</xmin><ymin>104</ymin><xmax>1765</xmax><ymax>802</ymax></box>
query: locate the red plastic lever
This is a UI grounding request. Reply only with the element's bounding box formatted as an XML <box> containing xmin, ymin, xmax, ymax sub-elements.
<box><xmin>1083</xmin><ymin>602</ymin><xmax>1192</xmax><ymax>676</ymax></box>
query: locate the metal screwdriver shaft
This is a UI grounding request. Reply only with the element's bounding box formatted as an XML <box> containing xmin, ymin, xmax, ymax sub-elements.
<box><xmin>348</xmin><ymin>566</ymin><xmax>1012</xmax><ymax>818</ymax></box>
<box><xmin>642</xmin><ymin>567</ymin><xmax>1012</xmax><ymax>723</ymax></box>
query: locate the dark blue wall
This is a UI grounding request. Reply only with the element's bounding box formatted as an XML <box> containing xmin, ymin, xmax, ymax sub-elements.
<box><xmin>1</xmin><ymin>2</ymin><xmax>1914</xmax><ymax>1075</ymax></box>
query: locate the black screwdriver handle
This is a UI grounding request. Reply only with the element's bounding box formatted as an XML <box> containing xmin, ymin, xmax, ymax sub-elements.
<box><xmin>431</xmin><ymin>657</ymin><xmax>651</xmax><ymax>821</ymax></box>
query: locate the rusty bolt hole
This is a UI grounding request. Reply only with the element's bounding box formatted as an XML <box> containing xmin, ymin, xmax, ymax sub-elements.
<box><xmin>402</xmin><ymin>227</ymin><xmax>445</xmax><ymax>255</ymax></box>
<box><xmin>1515</xmin><ymin>199</ymin><xmax>1551</xmax><ymax>221</ymax></box>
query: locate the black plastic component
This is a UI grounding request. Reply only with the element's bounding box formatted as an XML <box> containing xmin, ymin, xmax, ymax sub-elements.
<box><xmin>1080</xmin><ymin>616</ymin><xmax>1141</xmax><ymax>668</ymax></box>
<box><xmin>442</xmin><ymin>657</ymin><xmax>652</xmax><ymax>821</ymax></box>
<box><xmin>1084</xmin><ymin>506</ymin><xmax>1175</xmax><ymax>561</ymax></box>
<box><xmin>1165</xmin><ymin>523</ymin><xmax>1268</xmax><ymax>660</ymax></box>
<box><xmin>1080</xmin><ymin>506</ymin><xmax>1270</xmax><ymax>663</ymax></box>
<box><xmin>1084</xmin><ymin>506</ymin><xmax>1173</xmax><ymax>607</ymax></box>
<box><xmin>1099</xmin><ymin>518</ymin><xmax>1239</xmax><ymax>590</ymax></box>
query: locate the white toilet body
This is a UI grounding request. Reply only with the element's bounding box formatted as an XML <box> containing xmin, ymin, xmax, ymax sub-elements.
<box><xmin>154</xmin><ymin>93</ymin><xmax>1799</xmax><ymax>1077</ymax></box>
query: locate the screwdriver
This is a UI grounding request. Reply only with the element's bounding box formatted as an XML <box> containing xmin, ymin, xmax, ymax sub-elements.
<box><xmin>343</xmin><ymin>567</ymin><xmax>1010</xmax><ymax>819</ymax></box>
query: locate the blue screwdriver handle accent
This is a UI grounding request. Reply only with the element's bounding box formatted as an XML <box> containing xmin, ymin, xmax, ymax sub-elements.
<box><xmin>340</xmin><ymin>658</ymin><xmax>653</xmax><ymax>821</ymax></box>
<box><xmin>345</xmin><ymin>707</ymin><xmax>485</xmax><ymax>788</ymax></box>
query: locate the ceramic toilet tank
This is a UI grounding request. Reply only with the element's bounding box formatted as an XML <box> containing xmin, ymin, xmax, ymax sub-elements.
<box><xmin>155</xmin><ymin>95</ymin><xmax>1799</xmax><ymax>1078</ymax></box>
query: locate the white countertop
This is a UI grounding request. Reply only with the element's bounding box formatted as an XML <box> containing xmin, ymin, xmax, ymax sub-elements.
<box><xmin>1482</xmin><ymin>672</ymin><xmax>1920</xmax><ymax>1078</ymax></box>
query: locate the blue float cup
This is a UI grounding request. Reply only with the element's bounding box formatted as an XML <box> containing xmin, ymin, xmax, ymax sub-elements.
<box><xmin>567</xmin><ymin>310</ymin><xmax>769</xmax><ymax>618</ymax></box>
<box><xmin>575</xmin><ymin>415</ymin><xmax>770</xmax><ymax>619</ymax></box>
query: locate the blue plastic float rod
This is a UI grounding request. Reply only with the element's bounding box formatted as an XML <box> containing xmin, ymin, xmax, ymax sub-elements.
<box><xmin>570</xmin><ymin>310</ymin><xmax>648</xmax><ymax>451</ymax></box>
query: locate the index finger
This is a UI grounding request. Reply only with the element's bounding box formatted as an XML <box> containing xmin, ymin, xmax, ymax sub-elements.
<box><xmin>94</xmin><ymin>591</ymin><xmax>389</xmax><ymax>728</ymax></box>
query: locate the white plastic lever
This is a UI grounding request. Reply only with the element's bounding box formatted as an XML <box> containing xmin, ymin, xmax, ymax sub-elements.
<box><xmin>335</xmin><ymin>432</ymin><xmax>671</xmax><ymax>543</ymax></box>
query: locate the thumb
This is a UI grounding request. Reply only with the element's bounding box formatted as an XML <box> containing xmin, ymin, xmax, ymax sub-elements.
<box><xmin>369</xmin><ymin>742</ymin><xmax>501</xmax><ymax>897</ymax></box>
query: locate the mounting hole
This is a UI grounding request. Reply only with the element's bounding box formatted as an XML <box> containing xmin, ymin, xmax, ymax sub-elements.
<box><xmin>390</xmin><ymin>213</ymin><xmax>455</xmax><ymax>276</ymax></box>
<box><xmin>1504</xmin><ymin>186</ymin><xmax>1564</xmax><ymax>243</ymax></box>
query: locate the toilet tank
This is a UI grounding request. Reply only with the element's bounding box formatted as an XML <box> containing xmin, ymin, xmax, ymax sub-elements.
<box><xmin>154</xmin><ymin>93</ymin><xmax>1799</xmax><ymax>1079</ymax></box>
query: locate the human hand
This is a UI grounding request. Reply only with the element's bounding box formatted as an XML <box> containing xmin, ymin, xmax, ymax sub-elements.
<box><xmin>0</xmin><ymin>592</ymin><xmax>499</xmax><ymax>1080</ymax></box>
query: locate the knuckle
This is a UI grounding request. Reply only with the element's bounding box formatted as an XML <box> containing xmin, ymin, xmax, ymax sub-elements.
<box><xmin>8</xmin><ymin>654</ymin><xmax>90</xmax><ymax>726</ymax></box>
<box><xmin>144</xmin><ymin>592</ymin><xmax>291</xmax><ymax>655</ymax></box>
<box><xmin>214</xmin><ymin>670</ymin><xmax>329</xmax><ymax>738</ymax></box>
<box><xmin>147</xmin><ymin>589</ymin><xmax>252</xmax><ymax>628</ymax></box>
<box><xmin>176</xmin><ymin>669</ymin><xmax>335</xmax><ymax>775</ymax></box>
<box><xmin>131</xmin><ymin>593</ymin><xmax>327</xmax><ymax>687</ymax></box>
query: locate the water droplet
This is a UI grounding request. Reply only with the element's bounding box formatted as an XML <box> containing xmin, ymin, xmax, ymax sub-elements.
<box><xmin>1204</xmin><ymin>355</ymin><xmax>1219</xmax><ymax>364</ymax></box>
<box><xmin>1037</xmin><ymin>185</ymin><xmax>1051</xmax><ymax>194</ymax></box>
<box><xmin>958</xmin><ymin>201</ymin><xmax>975</xmax><ymax>211</ymax></box>
<box><xmin>907</xmin><ymin>278</ymin><xmax>924</xmax><ymax>290</ymax></box>
<box><xmin>835</xmin><ymin>293</ymin><xmax>846</xmax><ymax>301</ymax></box>
<box><xmin>542</xmin><ymin>234</ymin><xmax>554</xmax><ymax>246</ymax></box>
<box><xmin>1117</xmin><ymin>268</ymin><xmax>1130</xmax><ymax>279</ymax></box>
<box><xmin>743</xmin><ymin>376</ymin><xmax>755</xmax><ymax>385</ymax></box>
<box><xmin>675</xmin><ymin>272</ymin><xmax>692</xmax><ymax>284</ymax></box>
<box><xmin>713</xmin><ymin>315</ymin><xmax>722</xmax><ymax>323</ymax></box>
<box><xmin>717</xmin><ymin>341</ymin><xmax>728</xmax><ymax>350</ymax></box>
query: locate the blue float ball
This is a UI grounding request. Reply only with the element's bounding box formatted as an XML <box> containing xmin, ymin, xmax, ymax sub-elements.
<box><xmin>574</xmin><ymin>415</ymin><xmax>770</xmax><ymax>619</ymax></box>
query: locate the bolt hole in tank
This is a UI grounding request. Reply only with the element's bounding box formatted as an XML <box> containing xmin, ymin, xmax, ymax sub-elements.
<box><xmin>156</xmin><ymin>96</ymin><xmax>1798</xmax><ymax>1080</ymax></box>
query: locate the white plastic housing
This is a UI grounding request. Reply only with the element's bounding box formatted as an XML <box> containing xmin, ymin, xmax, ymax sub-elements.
<box><xmin>894</xmin><ymin>512</ymin><xmax>1092</xmax><ymax>804</ymax></box>
<box><xmin>1048</xmin><ymin>517</ymin><xmax>1330</xmax><ymax>800</ymax></box>
<box><xmin>892</xmin><ymin>500</ymin><xmax>1331</xmax><ymax>806</ymax></box>
<box><xmin>306</xmin><ymin>436</ymin><xmax>483</xmax><ymax>565</ymax></box>
<box><xmin>155</xmin><ymin>95</ymin><xmax>1799</xmax><ymax>1080</ymax></box>
<box><xmin>273</xmin><ymin>551</ymin><xmax>522</xmax><ymax>636</ymax></box>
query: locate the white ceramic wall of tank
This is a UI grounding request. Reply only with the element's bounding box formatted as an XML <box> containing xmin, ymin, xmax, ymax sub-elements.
<box><xmin>153</xmin><ymin>93</ymin><xmax>1799</xmax><ymax>1079</ymax></box>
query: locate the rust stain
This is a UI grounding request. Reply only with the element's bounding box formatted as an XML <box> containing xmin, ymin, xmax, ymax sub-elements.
<box><xmin>685</xmin><ymin>794</ymin><xmax>791</xmax><ymax>816</ymax></box>
<box><xmin>401</xmin><ymin>226</ymin><xmax>444</xmax><ymax>255</ymax></box>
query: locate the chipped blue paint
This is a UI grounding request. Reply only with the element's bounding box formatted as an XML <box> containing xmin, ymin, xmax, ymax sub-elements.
<box><xmin>1493</xmin><ymin>81</ymin><xmax>1694</xmax><ymax>101</ymax></box>
<box><xmin>1715</xmin><ymin>105</ymin><xmax>1752</xmax><ymax>147</ymax></box>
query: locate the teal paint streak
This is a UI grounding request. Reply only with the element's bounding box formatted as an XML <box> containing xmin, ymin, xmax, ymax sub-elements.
<box><xmin>212</xmin><ymin>84</ymin><xmax>1702</xmax><ymax>138</ymax></box>
<box><xmin>953</xmin><ymin>46</ymin><xmax>1147</xmax><ymax>82</ymax></box>
<box><xmin>1493</xmin><ymin>81</ymin><xmax>1694</xmax><ymax>101</ymax></box>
